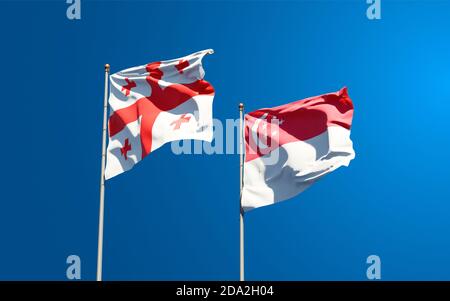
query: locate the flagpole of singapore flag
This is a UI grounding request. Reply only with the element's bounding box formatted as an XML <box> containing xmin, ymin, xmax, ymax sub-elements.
<box><xmin>237</xmin><ymin>88</ymin><xmax>355</xmax><ymax>281</ymax></box>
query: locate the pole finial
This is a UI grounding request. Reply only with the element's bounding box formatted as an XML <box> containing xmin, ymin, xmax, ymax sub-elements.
<box><xmin>105</xmin><ymin>64</ymin><xmax>110</xmax><ymax>72</ymax></box>
<box><xmin>239</xmin><ymin>103</ymin><xmax>244</xmax><ymax>111</ymax></box>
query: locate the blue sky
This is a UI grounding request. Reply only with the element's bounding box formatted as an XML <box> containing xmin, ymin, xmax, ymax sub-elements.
<box><xmin>1</xmin><ymin>0</ymin><xmax>450</xmax><ymax>280</ymax></box>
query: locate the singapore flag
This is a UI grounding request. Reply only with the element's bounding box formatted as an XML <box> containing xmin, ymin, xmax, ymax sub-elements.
<box><xmin>105</xmin><ymin>49</ymin><xmax>215</xmax><ymax>179</ymax></box>
<box><xmin>242</xmin><ymin>88</ymin><xmax>355</xmax><ymax>211</ymax></box>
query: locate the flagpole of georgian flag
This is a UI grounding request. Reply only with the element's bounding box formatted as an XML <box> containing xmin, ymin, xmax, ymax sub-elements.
<box><xmin>239</xmin><ymin>103</ymin><xmax>245</xmax><ymax>281</ymax></box>
<box><xmin>97</xmin><ymin>63</ymin><xmax>110</xmax><ymax>281</ymax></box>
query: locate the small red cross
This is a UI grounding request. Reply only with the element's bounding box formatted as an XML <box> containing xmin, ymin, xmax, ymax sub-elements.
<box><xmin>121</xmin><ymin>78</ymin><xmax>136</xmax><ymax>96</ymax></box>
<box><xmin>120</xmin><ymin>138</ymin><xmax>132</xmax><ymax>160</ymax></box>
<box><xmin>170</xmin><ymin>114</ymin><xmax>191</xmax><ymax>130</ymax></box>
<box><xmin>175</xmin><ymin>59</ymin><xmax>190</xmax><ymax>74</ymax></box>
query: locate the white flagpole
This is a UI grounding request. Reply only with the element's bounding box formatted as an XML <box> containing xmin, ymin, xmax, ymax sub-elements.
<box><xmin>97</xmin><ymin>63</ymin><xmax>110</xmax><ymax>281</ymax></box>
<box><xmin>239</xmin><ymin>103</ymin><xmax>245</xmax><ymax>281</ymax></box>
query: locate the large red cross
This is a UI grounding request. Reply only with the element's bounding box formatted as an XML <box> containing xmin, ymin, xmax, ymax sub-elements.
<box><xmin>109</xmin><ymin>62</ymin><xmax>214</xmax><ymax>159</ymax></box>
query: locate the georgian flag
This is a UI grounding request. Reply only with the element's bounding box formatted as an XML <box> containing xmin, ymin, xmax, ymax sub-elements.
<box><xmin>105</xmin><ymin>49</ymin><xmax>215</xmax><ymax>179</ymax></box>
<box><xmin>242</xmin><ymin>88</ymin><xmax>355</xmax><ymax>211</ymax></box>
